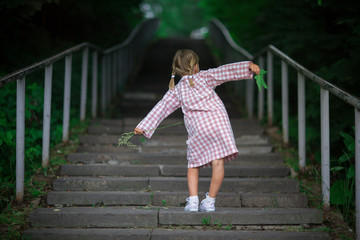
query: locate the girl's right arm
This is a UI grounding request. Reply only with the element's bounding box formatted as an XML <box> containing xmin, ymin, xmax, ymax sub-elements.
<box><xmin>134</xmin><ymin>89</ymin><xmax>180</xmax><ymax>138</ymax></box>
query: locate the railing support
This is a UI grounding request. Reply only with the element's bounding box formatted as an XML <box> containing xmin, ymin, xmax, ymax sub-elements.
<box><xmin>267</xmin><ymin>50</ymin><xmax>273</xmax><ymax>126</ymax></box>
<box><xmin>62</xmin><ymin>54</ymin><xmax>72</xmax><ymax>142</ymax></box>
<box><xmin>258</xmin><ymin>56</ymin><xmax>265</xmax><ymax>120</ymax></box>
<box><xmin>91</xmin><ymin>51</ymin><xmax>98</xmax><ymax>118</ymax></box>
<box><xmin>355</xmin><ymin>108</ymin><xmax>360</xmax><ymax>240</ymax></box>
<box><xmin>80</xmin><ymin>47</ymin><xmax>89</xmax><ymax>121</ymax></box>
<box><xmin>101</xmin><ymin>56</ymin><xmax>106</xmax><ymax>116</ymax></box>
<box><xmin>42</xmin><ymin>64</ymin><xmax>53</xmax><ymax>167</ymax></box>
<box><xmin>112</xmin><ymin>52</ymin><xmax>117</xmax><ymax>96</ymax></box>
<box><xmin>246</xmin><ymin>79</ymin><xmax>254</xmax><ymax>118</ymax></box>
<box><xmin>106</xmin><ymin>54</ymin><xmax>111</xmax><ymax>105</ymax></box>
<box><xmin>320</xmin><ymin>87</ymin><xmax>330</xmax><ymax>208</ymax></box>
<box><xmin>281</xmin><ymin>61</ymin><xmax>289</xmax><ymax>144</ymax></box>
<box><xmin>16</xmin><ymin>76</ymin><xmax>25</xmax><ymax>202</ymax></box>
<box><xmin>298</xmin><ymin>73</ymin><xmax>306</xmax><ymax>169</ymax></box>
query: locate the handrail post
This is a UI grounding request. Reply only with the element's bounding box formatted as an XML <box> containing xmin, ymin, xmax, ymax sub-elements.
<box><xmin>101</xmin><ymin>56</ymin><xmax>106</xmax><ymax>116</ymax></box>
<box><xmin>91</xmin><ymin>51</ymin><xmax>98</xmax><ymax>118</ymax></box>
<box><xmin>112</xmin><ymin>52</ymin><xmax>117</xmax><ymax>96</ymax></box>
<box><xmin>42</xmin><ymin>64</ymin><xmax>53</xmax><ymax>167</ymax></box>
<box><xmin>16</xmin><ymin>76</ymin><xmax>25</xmax><ymax>202</ymax></box>
<box><xmin>80</xmin><ymin>47</ymin><xmax>89</xmax><ymax>121</ymax></box>
<box><xmin>281</xmin><ymin>60</ymin><xmax>289</xmax><ymax>144</ymax></box>
<box><xmin>246</xmin><ymin>79</ymin><xmax>254</xmax><ymax>119</ymax></box>
<box><xmin>298</xmin><ymin>73</ymin><xmax>306</xmax><ymax>169</ymax></box>
<box><xmin>321</xmin><ymin>87</ymin><xmax>330</xmax><ymax>209</ymax></box>
<box><xmin>267</xmin><ymin>50</ymin><xmax>273</xmax><ymax>126</ymax></box>
<box><xmin>107</xmin><ymin>54</ymin><xmax>111</xmax><ymax>105</ymax></box>
<box><xmin>355</xmin><ymin>108</ymin><xmax>360</xmax><ymax>239</ymax></box>
<box><xmin>258</xmin><ymin>56</ymin><xmax>265</xmax><ymax>120</ymax></box>
<box><xmin>62</xmin><ymin>54</ymin><xmax>72</xmax><ymax>142</ymax></box>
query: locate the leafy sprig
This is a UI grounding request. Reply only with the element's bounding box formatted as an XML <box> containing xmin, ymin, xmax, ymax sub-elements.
<box><xmin>118</xmin><ymin>132</ymin><xmax>138</xmax><ymax>150</ymax></box>
<box><xmin>117</xmin><ymin>121</ymin><xmax>184</xmax><ymax>150</ymax></box>
<box><xmin>254</xmin><ymin>69</ymin><xmax>268</xmax><ymax>91</ymax></box>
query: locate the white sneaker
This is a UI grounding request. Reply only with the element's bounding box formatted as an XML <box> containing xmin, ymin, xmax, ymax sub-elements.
<box><xmin>184</xmin><ymin>196</ymin><xmax>199</xmax><ymax>212</ymax></box>
<box><xmin>200</xmin><ymin>192</ymin><xmax>215</xmax><ymax>212</ymax></box>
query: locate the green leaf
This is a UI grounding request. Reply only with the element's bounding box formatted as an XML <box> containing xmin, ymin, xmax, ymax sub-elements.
<box><xmin>330</xmin><ymin>180</ymin><xmax>345</xmax><ymax>205</ymax></box>
<box><xmin>254</xmin><ymin>69</ymin><xmax>268</xmax><ymax>91</ymax></box>
<box><xmin>330</xmin><ymin>166</ymin><xmax>344</xmax><ymax>172</ymax></box>
<box><xmin>340</xmin><ymin>132</ymin><xmax>354</xmax><ymax>152</ymax></box>
<box><xmin>347</xmin><ymin>165</ymin><xmax>355</xmax><ymax>179</ymax></box>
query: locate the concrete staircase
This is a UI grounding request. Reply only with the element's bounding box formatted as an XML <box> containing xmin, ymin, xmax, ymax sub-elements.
<box><xmin>23</xmin><ymin>38</ymin><xmax>330</xmax><ymax>239</ymax></box>
<box><xmin>24</xmin><ymin>116</ymin><xmax>329</xmax><ymax>239</ymax></box>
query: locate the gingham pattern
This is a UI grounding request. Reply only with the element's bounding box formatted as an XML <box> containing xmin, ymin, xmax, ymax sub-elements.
<box><xmin>136</xmin><ymin>61</ymin><xmax>253</xmax><ymax>168</ymax></box>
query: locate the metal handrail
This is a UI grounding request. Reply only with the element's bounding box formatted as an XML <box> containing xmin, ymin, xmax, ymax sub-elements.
<box><xmin>210</xmin><ymin>18</ymin><xmax>254</xmax><ymax>60</ymax></box>
<box><xmin>209</xmin><ymin>18</ymin><xmax>360</xmax><ymax>239</ymax></box>
<box><xmin>265</xmin><ymin>45</ymin><xmax>360</xmax><ymax>110</ymax></box>
<box><xmin>1</xmin><ymin>18</ymin><xmax>159</xmax><ymax>203</ymax></box>
<box><xmin>0</xmin><ymin>42</ymin><xmax>101</xmax><ymax>88</ymax></box>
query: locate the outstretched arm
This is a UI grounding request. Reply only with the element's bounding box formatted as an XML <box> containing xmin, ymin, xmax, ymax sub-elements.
<box><xmin>134</xmin><ymin>90</ymin><xmax>180</xmax><ymax>138</ymax></box>
<box><xmin>203</xmin><ymin>61</ymin><xmax>259</xmax><ymax>88</ymax></box>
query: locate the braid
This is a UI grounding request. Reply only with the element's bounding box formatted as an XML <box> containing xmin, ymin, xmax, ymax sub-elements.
<box><xmin>188</xmin><ymin>59</ymin><xmax>195</xmax><ymax>87</ymax></box>
<box><xmin>169</xmin><ymin>68</ymin><xmax>176</xmax><ymax>90</ymax></box>
<box><xmin>188</xmin><ymin>67</ymin><xmax>194</xmax><ymax>87</ymax></box>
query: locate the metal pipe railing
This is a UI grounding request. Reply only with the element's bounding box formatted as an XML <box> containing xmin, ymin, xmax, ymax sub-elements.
<box><xmin>0</xmin><ymin>18</ymin><xmax>159</xmax><ymax>202</ymax></box>
<box><xmin>209</xmin><ymin>17</ymin><xmax>360</xmax><ymax>238</ymax></box>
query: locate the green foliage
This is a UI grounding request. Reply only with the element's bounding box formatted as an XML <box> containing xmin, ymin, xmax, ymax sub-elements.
<box><xmin>142</xmin><ymin>0</ymin><xmax>205</xmax><ymax>37</ymax></box>
<box><xmin>254</xmin><ymin>69</ymin><xmax>268</xmax><ymax>91</ymax></box>
<box><xmin>201</xmin><ymin>216</ymin><xmax>211</xmax><ymax>226</ymax></box>
<box><xmin>330</xmin><ymin>131</ymin><xmax>355</xmax><ymax>224</ymax></box>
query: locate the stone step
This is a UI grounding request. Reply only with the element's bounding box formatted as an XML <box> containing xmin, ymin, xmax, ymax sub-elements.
<box><xmin>22</xmin><ymin>228</ymin><xmax>330</xmax><ymax>240</ymax></box>
<box><xmin>79</xmin><ymin>134</ymin><xmax>269</xmax><ymax>146</ymax></box>
<box><xmin>76</xmin><ymin>144</ymin><xmax>273</xmax><ymax>154</ymax></box>
<box><xmin>53</xmin><ymin>177</ymin><xmax>299</xmax><ymax>193</ymax></box>
<box><xmin>67</xmin><ymin>152</ymin><xmax>285</xmax><ymax>166</ymax></box>
<box><xmin>29</xmin><ymin>207</ymin><xmax>158</xmax><ymax>228</ymax></box>
<box><xmin>159</xmin><ymin>207</ymin><xmax>323</xmax><ymax>225</ymax></box>
<box><xmin>47</xmin><ymin>191</ymin><xmax>307</xmax><ymax>208</ymax></box>
<box><xmin>61</xmin><ymin>164</ymin><xmax>290</xmax><ymax>178</ymax></box>
<box><xmin>28</xmin><ymin>207</ymin><xmax>323</xmax><ymax>228</ymax></box>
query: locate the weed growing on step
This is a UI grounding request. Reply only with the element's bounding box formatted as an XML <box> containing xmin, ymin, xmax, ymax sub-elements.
<box><xmin>144</xmin><ymin>185</ymin><xmax>152</xmax><ymax>192</ymax></box>
<box><xmin>224</xmin><ymin>224</ymin><xmax>233</xmax><ymax>230</ymax></box>
<box><xmin>201</xmin><ymin>216</ymin><xmax>211</xmax><ymax>226</ymax></box>
<box><xmin>214</xmin><ymin>219</ymin><xmax>222</xmax><ymax>229</ymax></box>
<box><xmin>162</xmin><ymin>200</ymin><xmax>167</xmax><ymax>207</ymax></box>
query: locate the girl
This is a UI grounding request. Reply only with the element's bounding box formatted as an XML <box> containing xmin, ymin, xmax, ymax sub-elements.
<box><xmin>134</xmin><ymin>49</ymin><xmax>260</xmax><ymax>212</ymax></box>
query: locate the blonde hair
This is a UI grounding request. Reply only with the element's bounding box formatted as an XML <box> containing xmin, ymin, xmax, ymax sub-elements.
<box><xmin>169</xmin><ymin>49</ymin><xmax>199</xmax><ymax>90</ymax></box>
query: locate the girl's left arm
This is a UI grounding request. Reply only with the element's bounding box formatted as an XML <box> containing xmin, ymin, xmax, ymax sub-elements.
<box><xmin>135</xmin><ymin>90</ymin><xmax>180</xmax><ymax>138</ymax></box>
<box><xmin>203</xmin><ymin>61</ymin><xmax>258</xmax><ymax>88</ymax></box>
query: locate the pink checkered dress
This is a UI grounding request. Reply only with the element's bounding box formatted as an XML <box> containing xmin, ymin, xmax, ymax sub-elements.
<box><xmin>136</xmin><ymin>61</ymin><xmax>253</xmax><ymax>168</ymax></box>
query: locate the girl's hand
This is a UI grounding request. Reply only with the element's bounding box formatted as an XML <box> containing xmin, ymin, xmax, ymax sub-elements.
<box><xmin>249</xmin><ymin>62</ymin><xmax>260</xmax><ymax>75</ymax></box>
<box><xmin>134</xmin><ymin>128</ymin><xmax>144</xmax><ymax>135</ymax></box>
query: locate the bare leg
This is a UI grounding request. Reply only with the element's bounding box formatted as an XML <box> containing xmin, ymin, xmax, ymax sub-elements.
<box><xmin>187</xmin><ymin>167</ymin><xmax>199</xmax><ymax>196</ymax></box>
<box><xmin>208</xmin><ymin>159</ymin><xmax>225</xmax><ymax>198</ymax></box>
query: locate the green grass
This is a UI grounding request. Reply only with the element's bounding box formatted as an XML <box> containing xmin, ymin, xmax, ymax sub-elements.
<box><xmin>0</xmin><ymin>120</ymin><xmax>89</xmax><ymax>240</ymax></box>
